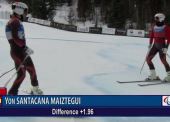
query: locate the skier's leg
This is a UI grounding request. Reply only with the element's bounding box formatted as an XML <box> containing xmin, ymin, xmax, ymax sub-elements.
<box><xmin>146</xmin><ymin>44</ymin><xmax>159</xmax><ymax>80</ymax></box>
<box><xmin>8</xmin><ymin>56</ymin><xmax>26</xmax><ymax>95</ymax></box>
<box><xmin>25</xmin><ymin>56</ymin><xmax>38</xmax><ymax>86</ymax></box>
<box><xmin>25</xmin><ymin>56</ymin><xmax>43</xmax><ymax>95</ymax></box>
<box><xmin>158</xmin><ymin>43</ymin><xmax>170</xmax><ymax>82</ymax></box>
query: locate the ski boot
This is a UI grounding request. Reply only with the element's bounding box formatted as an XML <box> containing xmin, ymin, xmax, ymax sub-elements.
<box><xmin>7</xmin><ymin>89</ymin><xmax>18</xmax><ymax>95</ymax></box>
<box><xmin>145</xmin><ymin>70</ymin><xmax>160</xmax><ymax>81</ymax></box>
<box><xmin>163</xmin><ymin>71</ymin><xmax>170</xmax><ymax>82</ymax></box>
<box><xmin>30</xmin><ymin>86</ymin><xmax>43</xmax><ymax>95</ymax></box>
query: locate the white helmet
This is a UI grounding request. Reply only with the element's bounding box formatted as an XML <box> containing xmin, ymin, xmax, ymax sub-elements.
<box><xmin>155</xmin><ymin>13</ymin><xmax>165</xmax><ymax>22</ymax></box>
<box><xmin>12</xmin><ymin>2</ymin><xmax>28</xmax><ymax>15</ymax></box>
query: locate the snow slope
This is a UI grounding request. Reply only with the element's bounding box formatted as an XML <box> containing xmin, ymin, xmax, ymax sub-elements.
<box><xmin>0</xmin><ymin>18</ymin><xmax>170</xmax><ymax>122</ymax></box>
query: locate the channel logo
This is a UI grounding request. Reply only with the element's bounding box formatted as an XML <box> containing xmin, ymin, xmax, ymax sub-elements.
<box><xmin>162</xmin><ymin>96</ymin><xmax>170</xmax><ymax>106</ymax></box>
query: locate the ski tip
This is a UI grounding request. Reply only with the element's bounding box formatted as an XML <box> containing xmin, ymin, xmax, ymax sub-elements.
<box><xmin>117</xmin><ymin>81</ymin><xmax>123</xmax><ymax>83</ymax></box>
<box><xmin>138</xmin><ymin>84</ymin><xmax>143</xmax><ymax>86</ymax></box>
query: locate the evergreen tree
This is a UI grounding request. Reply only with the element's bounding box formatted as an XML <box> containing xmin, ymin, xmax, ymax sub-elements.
<box><xmin>31</xmin><ymin>0</ymin><xmax>57</xmax><ymax>20</ymax></box>
<box><xmin>107</xmin><ymin>0</ymin><xmax>126</xmax><ymax>28</ymax></box>
<box><xmin>46</xmin><ymin>0</ymin><xmax>58</xmax><ymax>21</ymax></box>
<box><xmin>162</xmin><ymin>0</ymin><xmax>170</xmax><ymax>26</ymax></box>
<box><xmin>77</xmin><ymin>0</ymin><xmax>92</xmax><ymax>21</ymax></box>
<box><xmin>68</xmin><ymin>7</ymin><xmax>75</xmax><ymax>25</ymax></box>
<box><xmin>31</xmin><ymin>0</ymin><xmax>43</xmax><ymax>18</ymax></box>
<box><xmin>67</xmin><ymin>0</ymin><xmax>72</xmax><ymax>6</ymax></box>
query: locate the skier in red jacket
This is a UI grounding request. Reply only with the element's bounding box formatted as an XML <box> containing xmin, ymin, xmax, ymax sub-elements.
<box><xmin>5</xmin><ymin>2</ymin><xmax>43</xmax><ymax>95</ymax></box>
<box><xmin>146</xmin><ymin>13</ymin><xmax>170</xmax><ymax>82</ymax></box>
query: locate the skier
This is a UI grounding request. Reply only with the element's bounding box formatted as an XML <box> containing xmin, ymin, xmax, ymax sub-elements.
<box><xmin>5</xmin><ymin>2</ymin><xmax>43</xmax><ymax>95</ymax></box>
<box><xmin>146</xmin><ymin>13</ymin><xmax>170</xmax><ymax>82</ymax></box>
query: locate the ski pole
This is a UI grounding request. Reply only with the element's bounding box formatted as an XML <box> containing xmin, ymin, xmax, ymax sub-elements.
<box><xmin>140</xmin><ymin>49</ymin><xmax>150</xmax><ymax>74</ymax></box>
<box><xmin>167</xmin><ymin>54</ymin><xmax>170</xmax><ymax>59</ymax></box>
<box><xmin>4</xmin><ymin>55</ymin><xmax>29</xmax><ymax>87</ymax></box>
<box><xmin>0</xmin><ymin>67</ymin><xmax>15</xmax><ymax>79</ymax></box>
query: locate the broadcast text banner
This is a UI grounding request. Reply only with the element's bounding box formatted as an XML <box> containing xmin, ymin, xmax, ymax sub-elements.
<box><xmin>1</xmin><ymin>95</ymin><xmax>168</xmax><ymax>107</ymax></box>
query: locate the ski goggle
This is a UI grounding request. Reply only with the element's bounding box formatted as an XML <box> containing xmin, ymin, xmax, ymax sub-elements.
<box><xmin>12</xmin><ymin>5</ymin><xmax>28</xmax><ymax>13</ymax></box>
<box><xmin>155</xmin><ymin>17</ymin><xmax>159</xmax><ymax>20</ymax></box>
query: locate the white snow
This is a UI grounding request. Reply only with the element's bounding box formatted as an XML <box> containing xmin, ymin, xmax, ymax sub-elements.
<box><xmin>0</xmin><ymin>18</ymin><xmax>170</xmax><ymax>121</ymax></box>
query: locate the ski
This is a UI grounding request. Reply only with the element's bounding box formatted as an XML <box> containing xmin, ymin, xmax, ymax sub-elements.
<box><xmin>19</xmin><ymin>88</ymin><xmax>32</xmax><ymax>95</ymax></box>
<box><xmin>117</xmin><ymin>80</ymin><xmax>161</xmax><ymax>84</ymax></box>
<box><xmin>138</xmin><ymin>81</ymin><xmax>170</xmax><ymax>86</ymax></box>
<box><xmin>19</xmin><ymin>88</ymin><xmax>44</xmax><ymax>95</ymax></box>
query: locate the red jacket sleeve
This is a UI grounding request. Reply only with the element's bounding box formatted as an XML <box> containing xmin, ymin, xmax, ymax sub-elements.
<box><xmin>164</xmin><ymin>25</ymin><xmax>170</xmax><ymax>46</ymax></box>
<box><xmin>9</xmin><ymin>19</ymin><xmax>26</xmax><ymax>47</ymax></box>
<box><xmin>149</xmin><ymin>26</ymin><xmax>154</xmax><ymax>44</ymax></box>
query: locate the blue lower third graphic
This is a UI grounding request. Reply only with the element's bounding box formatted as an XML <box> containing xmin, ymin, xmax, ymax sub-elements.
<box><xmin>1</xmin><ymin>95</ymin><xmax>166</xmax><ymax>107</ymax></box>
<box><xmin>0</xmin><ymin>95</ymin><xmax>170</xmax><ymax>117</ymax></box>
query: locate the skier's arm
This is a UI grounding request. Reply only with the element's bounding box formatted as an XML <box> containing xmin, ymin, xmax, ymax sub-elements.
<box><xmin>165</xmin><ymin>25</ymin><xmax>170</xmax><ymax>48</ymax></box>
<box><xmin>9</xmin><ymin>19</ymin><xmax>26</xmax><ymax>47</ymax></box>
<box><xmin>149</xmin><ymin>27</ymin><xmax>154</xmax><ymax>44</ymax></box>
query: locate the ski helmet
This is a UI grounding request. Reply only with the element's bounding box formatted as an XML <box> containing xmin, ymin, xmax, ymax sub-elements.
<box><xmin>155</xmin><ymin>13</ymin><xmax>165</xmax><ymax>22</ymax></box>
<box><xmin>12</xmin><ymin>2</ymin><xmax>28</xmax><ymax>15</ymax></box>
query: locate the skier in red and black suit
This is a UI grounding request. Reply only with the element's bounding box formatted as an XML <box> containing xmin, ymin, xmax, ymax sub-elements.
<box><xmin>5</xmin><ymin>2</ymin><xmax>43</xmax><ymax>95</ymax></box>
<box><xmin>146</xmin><ymin>13</ymin><xmax>170</xmax><ymax>82</ymax></box>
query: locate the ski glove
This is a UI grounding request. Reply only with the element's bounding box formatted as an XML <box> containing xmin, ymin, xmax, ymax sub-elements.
<box><xmin>148</xmin><ymin>44</ymin><xmax>152</xmax><ymax>49</ymax></box>
<box><xmin>23</xmin><ymin>46</ymin><xmax>34</xmax><ymax>55</ymax></box>
<box><xmin>162</xmin><ymin>48</ymin><xmax>168</xmax><ymax>54</ymax></box>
